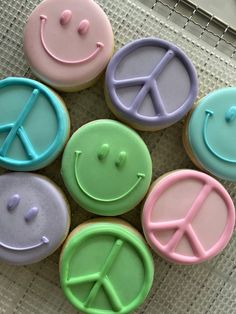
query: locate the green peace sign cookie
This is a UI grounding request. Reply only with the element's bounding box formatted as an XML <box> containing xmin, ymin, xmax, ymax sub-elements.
<box><xmin>61</xmin><ymin>119</ymin><xmax>152</xmax><ymax>216</ymax></box>
<box><xmin>60</xmin><ymin>220</ymin><xmax>154</xmax><ymax>314</ymax></box>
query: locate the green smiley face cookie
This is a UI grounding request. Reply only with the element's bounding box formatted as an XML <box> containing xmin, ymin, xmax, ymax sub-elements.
<box><xmin>61</xmin><ymin>120</ymin><xmax>152</xmax><ymax>215</ymax></box>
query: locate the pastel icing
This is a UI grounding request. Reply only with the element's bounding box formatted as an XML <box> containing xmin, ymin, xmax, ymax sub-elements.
<box><xmin>105</xmin><ymin>38</ymin><xmax>198</xmax><ymax>130</ymax></box>
<box><xmin>61</xmin><ymin>119</ymin><xmax>152</xmax><ymax>216</ymax></box>
<box><xmin>142</xmin><ymin>170</ymin><xmax>235</xmax><ymax>265</ymax></box>
<box><xmin>0</xmin><ymin>172</ymin><xmax>70</xmax><ymax>265</ymax></box>
<box><xmin>187</xmin><ymin>87</ymin><xmax>236</xmax><ymax>181</ymax></box>
<box><xmin>24</xmin><ymin>0</ymin><xmax>114</xmax><ymax>91</ymax></box>
<box><xmin>0</xmin><ymin>77</ymin><xmax>70</xmax><ymax>171</ymax></box>
<box><xmin>60</xmin><ymin>220</ymin><xmax>154</xmax><ymax>313</ymax></box>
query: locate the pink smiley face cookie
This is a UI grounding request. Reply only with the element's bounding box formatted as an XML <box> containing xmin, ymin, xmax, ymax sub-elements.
<box><xmin>24</xmin><ymin>0</ymin><xmax>114</xmax><ymax>92</ymax></box>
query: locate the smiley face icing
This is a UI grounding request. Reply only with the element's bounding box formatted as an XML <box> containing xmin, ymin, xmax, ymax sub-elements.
<box><xmin>0</xmin><ymin>173</ymin><xmax>70</xmax><ymax>265</ymax></box>
<box><xmin>184</xmin><ymin>87</ymin><xmax>236</xmax><ymax>181</ymax></box>
<box><xmin>61</xmin><ymin>120</ymin><xmax>152</xmax><ymax>216</ymax></box>
<box><xmin>24</xmin><ymin>0</ymin><xmax>114</xmax><ymax>92</ymax></box>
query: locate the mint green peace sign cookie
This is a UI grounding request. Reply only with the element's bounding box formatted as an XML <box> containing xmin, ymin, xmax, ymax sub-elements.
<box><xmin>0</xmin><ymin>77</ymin><xmax>70</xmax><ymax>171</ymax></box>
<box><xmin>61</xmin><ymin>119</ymin><xmax>152</xmax><ymax>216</ymax></box>
<box><xmin>60</xmin><ymin>220</ymin><xmax>154</xmax><ymax>314</ymax></box>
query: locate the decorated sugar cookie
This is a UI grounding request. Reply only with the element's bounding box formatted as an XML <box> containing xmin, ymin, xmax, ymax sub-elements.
<box><xmin>60</xmin><ymin>219</ymin><xmax>154</xmax><ymax>314</ymax></box>
<box><xmin>61</xmin><ymin>119</ymin><xmax>152</xmax><ymax>216</ymax></box>
<box><xmin>184</xmin><ymin>87</ymin><xmax>236</xmax><ymax>181</ymax></box>
<box><xmin>24</xmin><ymin>0</ymin><xmax>114</xmax><ymax>91</ymax></box>
<box><xmin>105</xmin><ymin>38</ymin><xmax>198</xmax><ymax>131</ymax></box>
<box><xmin>0</xmin><ymin>77</ymin><xmax>70</xmax><ymax>171</ymax></box>
<box><xmin>142</xmin><ymin>170</ymin><xmax>235</xmax><ymax>264</ymax></box>
<box><xmin>0</xmin><ymin>172</ymin><xmax>70</xmax><ymax>265</ymax></box>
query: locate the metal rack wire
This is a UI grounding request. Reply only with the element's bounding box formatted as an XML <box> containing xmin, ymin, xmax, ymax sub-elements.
<box><xmin>139</xmin><ymin>0</ymin><xmax>236</xmax><ymax>60</ymax></box>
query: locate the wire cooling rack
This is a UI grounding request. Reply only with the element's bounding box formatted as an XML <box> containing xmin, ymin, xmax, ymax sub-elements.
<box><xmin>1</xmin><ymin>0</ymin><xmax>236</xmax><ymax>313</ymax></box>
<box><xmin>140</xmin><ymin>0</ymin><xmax>236</xmax><ymax>59</ymax></box>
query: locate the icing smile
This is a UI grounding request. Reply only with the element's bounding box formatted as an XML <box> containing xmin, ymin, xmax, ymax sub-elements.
<box><xmin>0</xmin><ymin>236</ymin><xmax>49</xmax><ymax>251</ymax></box>
<box><xmin>74</xmin><ymin>151</ymin><xmax>145</xmax><ymax>202</ymax></box>
<box><xmin>203</xmin><ymin>109</ymin><xmax>236</xmax><ymax>163</ymax></box>
<box><xmin>40</xmin><ymin>15</ymin><xmax>104</xmax><ymax>64</ymax></box>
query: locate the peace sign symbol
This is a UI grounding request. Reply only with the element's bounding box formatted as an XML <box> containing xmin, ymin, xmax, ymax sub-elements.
<box><xmin>142</xmin><ymin>170</ymin><xmax>235</xmax><ymax>264</ymax></box>
<box><xmin>105</xmin><ymin>38</ymin><xmax>198</xmax><ymax>130</ymax></box>
<box><xmin>0</xmin><ymin>77</ymin><xmax>70</xmax><ymax>171</ymax></box>
<box><xmin>60</xmin><ymin>221</ymin><xmax>154</xmax><ymax>314</ymax></box>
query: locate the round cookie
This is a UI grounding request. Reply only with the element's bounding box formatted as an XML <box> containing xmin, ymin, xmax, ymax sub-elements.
<box><xmin>61</xmin><ymin>119</ymin><xmax>152</xmax><ymax>216</ymax></box>
<box><xmin>184</xmin><ymin>87</ymin><xmax>236</xmax><ymax>181</ymax></box>
<box><xmin>142</xmin><ymin>169</ymin><xmax>235</xmax><ymax>265</ymax></box>
<box><xmin>105</xmin><ymin>38</ymin><xmax>198</xmax><ymax>131</ymax></box>
<box><xmin>0</xmin><ymin>77</ymin><xmax>70</xmax><ymax>171</ymax></box>
<box><xmin>60</xmin><ymin>219</ymin><xmax>154</xmax><ymax>314</ymax></box>
<box><xmin>24</xmin><ymin>0</ymin><xmax>114</xmax><ymax>92</ymax></box>
<box><xmin>0</xmin><ymin>172</ymin><xmax>70</xmax><ymax>265</ymax></box>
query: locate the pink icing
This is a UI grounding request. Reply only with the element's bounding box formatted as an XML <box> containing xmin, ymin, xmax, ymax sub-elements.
<box><xmin>24</xmin><ymin>0</ymin><xmax>114</xmax><ymax>90</ymax></box>
<box><xmin>60</xmin><ymin>10</ymin><xmax>72</xmax><ymax>25</ymax></box>
<box><xmin>78</xmin><ymin>19</ymin><xmax>90</xmax><ymax>35</ymax></box>
<box><xmin>40</xmin><ymin>15</ymin><xmax>104</xmax><ymax>64</ymax></box>
<box><xmin>142</xmin><ymin>170</ymin><xmax>235</xmax><ymax>264</ymax></box>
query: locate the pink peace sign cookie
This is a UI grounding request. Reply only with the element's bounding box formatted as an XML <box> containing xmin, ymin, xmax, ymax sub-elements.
<box><xmin>142</xmin><ymin>170</ymin><xmax>235</xmax><ymax>264</ymax></box>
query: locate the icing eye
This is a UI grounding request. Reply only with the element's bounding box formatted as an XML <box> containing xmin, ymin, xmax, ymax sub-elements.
<box><xmin>115</xmin><ymin>151</ymin><xmax>127</xmax><ymax>168</ymax></box>
<box><xmin>24</xmin><ymin>207</ymin><xmax>39</xmax><ymax>222</ymax></box>
<box><xmin>97</xmin><ymin>144</ymin><xmax>109</xmax><ymax>160</ymax></box>
<box><xmin>78</xmin><ymin>19</ymin><xmax>90</xmax><ymax>35</ymax></box>
<box><xmin>225</xmin><ymin>106</ymin><xmax>236</xmax><ymax>123</ymax></box>
<box><xmin>41</xmin><ymin>236</ymin><xmax>49</xmax><ymax>244</ymax></box>
<box><xmin>60</xmin><ymin>10</ymin><xmax>72</xmax><ymax>25</ymax></box>
<box><xmin>7</xmin><ymin>194</ymin><xmax>20</xmax><ymax>211</ymax></box>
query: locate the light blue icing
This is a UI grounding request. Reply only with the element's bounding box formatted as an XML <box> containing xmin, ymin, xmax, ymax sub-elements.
<box><xmin>0</xmin><ymin>77</ymin><xmax>70</xmax><ymax>171</ymax></box>
<box><xmin>188</xmin><ymin>87</ymin><xmax>236</xmax><ymax>181</ymax></box>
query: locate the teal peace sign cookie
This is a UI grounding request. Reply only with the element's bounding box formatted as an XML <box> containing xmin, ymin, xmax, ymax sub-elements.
<box><xmin>60</xmin><ymin>220</ymin><xmax>154</xmax><ymax>314</ymax></box>
<box><xmin>61</xmin><ymin>119</ymin><xmax>152</xmax><ymax>216</ymax></box>
<box><xmin>0</xmin><ymin>77</ymin><xmax>70</xmax><ymax>171</ymax></box>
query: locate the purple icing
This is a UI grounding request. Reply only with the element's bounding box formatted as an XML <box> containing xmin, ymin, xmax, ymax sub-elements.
<box><xmin>105</xmin><ymin>37</ymin><xmax>198</xmax><ymax>130</ymax></box>
<box><xmin>24</xmin><ymin>206</ymin><xmax>39</xmax><ymax>222</ymax></box>
<box><xmin>7</xmin><ymin>194</ymin><xmax>20</xmax><ymax>211</ymax></box>
<box><xmin>0</xmin><ymin>172</ymin><xmax>70</xmax><ymax>265</ymax></box>
<box><xmin>0</xmin><ymin>236</ymin><xmax>49</xmax><ymax>251</ymax></box>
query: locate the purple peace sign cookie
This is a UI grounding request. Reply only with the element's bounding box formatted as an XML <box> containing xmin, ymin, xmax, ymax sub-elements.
<box><xmin>105</xmin><ymin>38</ymin><xmax>198</xmax><ymax>131</ymax></box>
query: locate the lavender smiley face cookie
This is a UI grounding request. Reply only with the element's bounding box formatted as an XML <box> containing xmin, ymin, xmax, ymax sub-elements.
<box><xmin>0</xmin><ymin>172</ymin><xmax>70</xmax><ymax>265</ymax></box>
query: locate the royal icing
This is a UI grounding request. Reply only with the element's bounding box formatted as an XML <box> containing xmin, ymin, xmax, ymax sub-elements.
<box><xmin>60</xmin><ymin>220</ymin><xmax>154</xmax><ymax>313</ymax></box>
<box><xmin>142</xmin><ymin>170</ymin><xmax>235</xmax><ymax>264</ymax></box>
<box><xmin>187</xmin><ymin>87</ymin><xmax>236</xmax><ymax>181</ymax></box>
<box><xmin>0</xmin><ymin>172</ymin><xmax>70</xmax><ymax>265</ymax></box>
<box><xmin>61</xmin><ymin>119</ymin><xmax>152</xmax><ymax>216</ymax></box>
<box><xmin>105</xmin><ymin>38</ymin><xmax>198</xmax><ymax>130</ymax></box>
<box><xmin>24</xmin><ymin>0</ymin><xmax>114</xmax><ymax>91</ymax></box>
<box><xmin>0</xmin><ymin>77</ymin><xmax>70</xmax><ymax>171</ymax></box>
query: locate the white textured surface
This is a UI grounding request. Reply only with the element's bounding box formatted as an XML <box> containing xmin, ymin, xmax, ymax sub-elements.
<box><xmin>0</xmin><ymin>0</ymin><xmax>236</xmax><ymax>313</ymax></box>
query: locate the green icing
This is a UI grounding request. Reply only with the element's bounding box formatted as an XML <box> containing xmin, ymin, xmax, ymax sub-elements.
<box><xmin>61</xmin><ymin>119</ymin><xmax>152</xmax><ymax>215</ymax></box>
<box><xmin>0</xmin><ymin>77</ymin><xmax>70</xmax><ymax>171</ymax></box>
<box><xmin>188</xmin><ymin>87</ymin><xmax>236</xmax><ymax>181</ymax></box>
<box><xmin>60</xmin><ymin>221</ymin><xmax>154</xmax><ymax>314</ymax></box>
